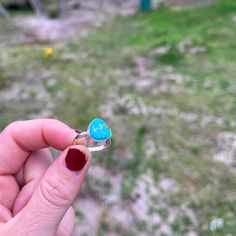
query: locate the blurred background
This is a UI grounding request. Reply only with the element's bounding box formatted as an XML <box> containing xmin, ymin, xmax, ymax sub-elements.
<box><xmin>1</xmin><ymin>0</ymin><xmax>236</xmax><ymax>235</ymax></box>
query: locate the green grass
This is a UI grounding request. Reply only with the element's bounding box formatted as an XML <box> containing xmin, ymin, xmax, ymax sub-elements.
<box><xmin>1</xmin><ymin>0</ymin><xmax>236</xmax><ymax>234</ymax></box>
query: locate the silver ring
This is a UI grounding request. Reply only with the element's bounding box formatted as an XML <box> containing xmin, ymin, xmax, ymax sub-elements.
<box><xmin>74</xmin><ymin>132</ymin><xmax>111</xmax><ymax>152</ymax></box>
<box><xmin>73</xmin><ymin>118</ymin><xmax>112</xmax><ymax>152</ymax></box>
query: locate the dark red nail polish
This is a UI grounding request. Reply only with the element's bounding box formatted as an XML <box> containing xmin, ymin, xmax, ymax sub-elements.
<box><xmin>75</xmin><ymin>129</ymin><xmax>81</xmax><ymax>134</ymax></box>
<box><xmin>65</xmin><ymin>149</ymin><xmax>87</xmax><ymax>171</ymax></box>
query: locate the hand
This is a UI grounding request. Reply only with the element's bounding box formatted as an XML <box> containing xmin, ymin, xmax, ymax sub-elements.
<box><xmin>0</xmin><ymin>119</ymin><xmax>91</xmax><ymax>236</ymax></box>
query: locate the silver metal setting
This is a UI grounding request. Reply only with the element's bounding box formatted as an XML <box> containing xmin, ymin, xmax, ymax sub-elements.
<box><xmin>74</xmin><ymin>132</ymin><xmax>111</xmax><ymax>152</ymax></box>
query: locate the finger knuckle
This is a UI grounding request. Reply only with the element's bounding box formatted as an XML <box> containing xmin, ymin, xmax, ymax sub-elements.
<box><xmin>40</xmin><ymin>175</ymin><xmax>72</xmax><ymax>208</ymax></box>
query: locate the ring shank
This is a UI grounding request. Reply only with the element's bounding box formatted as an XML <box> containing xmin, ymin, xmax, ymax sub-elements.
<box><xmin>73</xmin><ymin>132</ymin><xmax>111</xmax><ymax>152</ymax></box>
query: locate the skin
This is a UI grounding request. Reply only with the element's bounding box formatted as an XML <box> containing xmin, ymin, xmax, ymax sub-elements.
<box><xmin>0</xmin><ymin>119</ymin><xmax>91</xmax><ymax>236</ymax></box>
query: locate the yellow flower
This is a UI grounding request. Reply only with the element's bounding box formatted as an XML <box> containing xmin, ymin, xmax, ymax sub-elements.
<box><xmin>42</xmin><ymin>47</ymin><xmax>54</xmax><ymax>58</ymax></box>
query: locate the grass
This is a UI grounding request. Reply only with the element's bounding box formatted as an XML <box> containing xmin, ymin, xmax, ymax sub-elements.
<box><xmin>1</xmin><ymin>0</ymin><xmax>236</xmax><ymax>234</ymax></box>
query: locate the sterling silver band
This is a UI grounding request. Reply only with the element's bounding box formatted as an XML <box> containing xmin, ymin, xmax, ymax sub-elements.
<box><xmin>74</xmin><ymin>132</ymin><xmax>111</xmax><ymax>152</ymax></box>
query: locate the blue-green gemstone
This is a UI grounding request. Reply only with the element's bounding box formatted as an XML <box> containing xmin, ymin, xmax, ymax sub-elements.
<box><xmin>88</xmin><ymin>118</ymin><xmax>112</xmax><ymax>141</ymax></box>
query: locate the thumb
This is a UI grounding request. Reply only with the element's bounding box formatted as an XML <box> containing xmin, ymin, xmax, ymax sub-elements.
<box><xmin>12</xmin><ymin>145</ymin><xmax>91</xmax><ymax>236</ymax></box>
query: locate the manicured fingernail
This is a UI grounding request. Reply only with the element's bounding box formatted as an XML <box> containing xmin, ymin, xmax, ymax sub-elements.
<box><xmin>65</xmin><ymin>148</ymin><xmax>87</xmax><ymax>171</ymax></box>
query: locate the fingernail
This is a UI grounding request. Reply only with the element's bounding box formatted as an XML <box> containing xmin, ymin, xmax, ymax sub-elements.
<box><xmin>65</xmin><ymin>148</ymin><xmax>87</xmax><ymax>171</ymax></box>
<box><xmin>74</xmin><ymin>129</ymin><xmax>81</xmax><ymax>134</ymax></box>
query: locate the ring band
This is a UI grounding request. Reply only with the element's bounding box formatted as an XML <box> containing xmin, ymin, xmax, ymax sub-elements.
<box><xmin>73</xmin><ymin>132</ymin><xmax>111</xmax><ymax>152</ymax></box>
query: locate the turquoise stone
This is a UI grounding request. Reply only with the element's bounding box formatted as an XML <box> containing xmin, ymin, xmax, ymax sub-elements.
<box><xmin>88</xmin><ymin>118</ymin><xmax>112</xmax><ymax>141</ymax></box>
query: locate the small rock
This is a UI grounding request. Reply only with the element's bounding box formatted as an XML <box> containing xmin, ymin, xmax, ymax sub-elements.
<box><xmin>187</xmin><ymin>231</ymin><xmax>199</xmax><ymax>236</ymax></box>
<box><xmin>209</xmin><ymin>217</ymin><xmax>224</xmax><ymax>231</ymax></box>
<box><xmin>151</xmin><ymin>46</ymin><xmax>170</xmax><ymax>55</ymax></box>
<box><xmin>159</xmin><ymin>178</ymin><xmax>178</xmax><ymax>192</ymax></box>
<box><xmin>189</xmin><ymin>46</ymin><xmax>206</xmax><ymax>54</ymax></box>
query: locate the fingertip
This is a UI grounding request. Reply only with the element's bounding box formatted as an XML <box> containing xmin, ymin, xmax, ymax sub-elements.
<box><xmin>41</xmin><ymin>119</ymin><xmax>77</xmax><ymax>150</ymax></box>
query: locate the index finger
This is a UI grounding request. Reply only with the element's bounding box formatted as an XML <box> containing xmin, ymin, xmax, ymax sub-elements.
<box><xmin>0</xmin><ymin>119</ymin><xmax>76</xmax><ymax>175</ymax></box>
